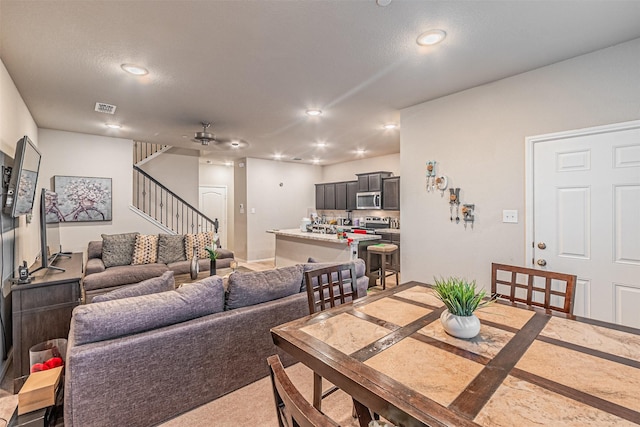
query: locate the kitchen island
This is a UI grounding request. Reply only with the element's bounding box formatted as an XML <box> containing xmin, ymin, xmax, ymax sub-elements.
<box><xmin>268</xmin><ymin>229</ymin><xmax>380</xmax><ymax>267</ymax></box>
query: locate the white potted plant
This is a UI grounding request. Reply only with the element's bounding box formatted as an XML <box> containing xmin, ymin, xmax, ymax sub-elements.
<box><xmin>433</xmin><ymin>277</ymin><xmax>493</xmax><ymax>339</ymax></box>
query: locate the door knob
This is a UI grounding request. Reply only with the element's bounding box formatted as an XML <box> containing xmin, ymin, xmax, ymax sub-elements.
<box><xmin>537</xmin><ymin>259</ymin><xmax>547</xmax><ymax>266</ymax></box>
<box><xmin>537</xmin><ymin>242</ymin><xmax>546</xmax><ymax>250</ymax></box>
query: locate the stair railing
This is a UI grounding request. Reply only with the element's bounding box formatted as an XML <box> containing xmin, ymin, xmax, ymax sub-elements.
<box><xmin>132</xmin><ymin>165</ymin><xmax>217</xmax><ymax>235</ymax></box>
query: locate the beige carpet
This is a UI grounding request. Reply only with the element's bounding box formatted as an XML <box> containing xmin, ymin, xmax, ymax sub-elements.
<box><xmin>160</xmin><ymin>362</ymin><xmax>360</xmax><ymax>426</ymax></box>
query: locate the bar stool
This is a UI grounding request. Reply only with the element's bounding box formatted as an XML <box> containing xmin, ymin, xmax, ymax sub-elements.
<box><xmin>367</xmin><ymin>243</ymin><xmax>399</xmax><ymax>290</ymax></box>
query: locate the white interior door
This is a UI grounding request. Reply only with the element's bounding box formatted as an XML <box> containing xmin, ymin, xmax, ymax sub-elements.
<box><xmin>528</xmin><ymin>121</ymin><xmax>640</xmax><ymax>327</ymax></box>
<box><xmin>199</xmin><ymin>186</ymin><xmax>227</xmax><ymax>248</ymax></box>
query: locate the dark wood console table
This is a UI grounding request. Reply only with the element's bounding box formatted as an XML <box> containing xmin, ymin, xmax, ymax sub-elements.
<box><xmin>11</xmin><ymin>253</ymin><xmax>82</xmax><ymax>391</ymax></box>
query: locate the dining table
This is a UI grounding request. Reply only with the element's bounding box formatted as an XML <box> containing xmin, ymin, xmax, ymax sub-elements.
<box><xmin>270</xmin><ymin>281</ymin><xmax>640</xmax><ymax>426</ymax></box>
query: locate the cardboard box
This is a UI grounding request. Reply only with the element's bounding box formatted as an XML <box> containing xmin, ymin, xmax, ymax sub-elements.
<box><xmin>18</xmin><ymin>367</ymin><xmax>62</xmax><ymax>415</ymax></box>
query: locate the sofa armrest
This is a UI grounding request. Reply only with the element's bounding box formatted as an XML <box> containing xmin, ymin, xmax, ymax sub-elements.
<box><xmin>85</xmin><ymin>258</ymin><xmax>106</xmax><ymax>275</ymax></box>
<box><xmin>215</xmin><ymin>248</ymin><xmax>234</xmax><ymax>260</ymax></box>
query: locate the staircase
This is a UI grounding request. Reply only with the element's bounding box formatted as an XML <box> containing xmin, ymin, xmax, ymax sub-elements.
<box><xmin>132</xmin><ymin>141</ymin><xmax>218</xmax><ymax>235</ymax></box>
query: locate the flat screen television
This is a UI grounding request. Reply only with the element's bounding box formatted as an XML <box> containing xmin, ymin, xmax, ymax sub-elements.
<box><xmin>3</xmin><ymin>136</ymin><xmax>41</xmax><ymax>217</ymax></box>
<box><xmin>30</xmin><ymin>189</ymin><xmax>69</xmax><ymax>275</ymax></box>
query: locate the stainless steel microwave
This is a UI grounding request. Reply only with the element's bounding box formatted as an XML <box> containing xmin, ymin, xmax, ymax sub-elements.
<box><xmin>356</xmin><ymin>191</ymin><xmax>381</xmax><ymax>210</ymax></box>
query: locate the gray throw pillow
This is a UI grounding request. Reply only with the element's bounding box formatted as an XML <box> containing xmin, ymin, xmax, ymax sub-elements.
<box><xmin>225</xmin><ymin>265</ymin><xmax>303</xmax><ymax>310</ymax></box>
<box><xmin>92</xmin><ymin>271</ymin><xmax>176</xmax><ymax>303</ymax></box>
<box><xmin>72</xmin><ymin>275</ymin><xmax>225</xmax><ymax>345</ymax></box>
<box><xmin>157</xmin><ymin>234</ymin><xmax>186</xmax><ymax>264</ymax></box>
<box><xmin>101</xmin><ymin>232</ymin><xmax>139</xmax><ymax>268</ymax></box>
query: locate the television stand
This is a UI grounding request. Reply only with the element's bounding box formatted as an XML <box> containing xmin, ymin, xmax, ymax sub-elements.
<box><xmin>29</xmin><ymin>252</ymin><xmax>70</xmax><ymax>275</ymax></box>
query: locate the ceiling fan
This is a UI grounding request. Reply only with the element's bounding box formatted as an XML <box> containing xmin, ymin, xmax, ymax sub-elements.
<box><xmin>192</xmin><ymin>122</ymin><xmax>216</xmax><ymax>146</ymax></box>
<box><xmin>192</xmin><ymin>121</ymin><xmax>250</xmax><ymax>150</ymax></box>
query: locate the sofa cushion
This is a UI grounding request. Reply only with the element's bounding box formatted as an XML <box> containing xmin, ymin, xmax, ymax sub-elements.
<box><xmin>92</xmin><ymin>271</ymin><xmax>176</xmax><ymax>303</ymax></box>
<box><xmin>101</xmin><ymin>232</ymin><xmax>139</xmax><ymax>268</ymax></box>
<box><xmin>85</xmin><ymin>258</ymin><xmax>106</xmax><ymax>275</ymax></box>
<box><xmin>184</xmin><ymin>231</ymin><xmax>215</xmax><ymax>260</ymax></box>
<box><xmin>72</xmin><ymin>275</ymin><xmax>225</xmax><ymax>345</ymax></box>
<box><xmin>157</xmin><ymin>234</ymin><xmax>186</xmax><ymax>264</ymax></box>
<box><xmin>131</xmin><ymin>234</ymin><xmax>159</xmax><ymax>265</ymax></box>
<box><xmin>82</xmin><ymin>263</ymin><xmax>169</xmax><ymax>291</ymax></box>
<box><xmin>225</xmin><ymin>265</ymin><xmax>303</xmax><ymax>310</ymax></box>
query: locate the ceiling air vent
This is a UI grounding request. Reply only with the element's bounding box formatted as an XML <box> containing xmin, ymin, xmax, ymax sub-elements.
<box><xmin>94</xmin><ymin>102</ymin><xmax>117</xmax><ymax>114</ymax></box>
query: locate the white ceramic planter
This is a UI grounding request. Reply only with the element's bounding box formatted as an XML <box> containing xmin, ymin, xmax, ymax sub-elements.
<box><xmin>440</xmin><ymin>310</ymin><xmax>481</xmax><ymax>339</ymax></box>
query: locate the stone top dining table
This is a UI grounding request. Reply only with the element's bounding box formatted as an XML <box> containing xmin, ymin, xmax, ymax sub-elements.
<box><xmin>270</xmin><ymin>281</ymin><xmax>640</xmax><ymax>427</ymax></box>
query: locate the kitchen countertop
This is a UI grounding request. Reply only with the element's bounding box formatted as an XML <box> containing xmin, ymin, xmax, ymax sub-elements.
<box><xmin>267</xmin><ymin>228</ymin><xmax>381</xmax><ymax>244</ymax></box>
<box><xmin>374</xmin><ymin>228</ymin><xmax>400</xmax><ymax>234</ymax></box>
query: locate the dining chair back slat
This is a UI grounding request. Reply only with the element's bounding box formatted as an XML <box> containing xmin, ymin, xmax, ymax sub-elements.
<box><xmin>491</xmin><ymin>263</ymin><xmax>577</xmax><ymax>314</ymax></box>
<box><xmin>304</xmin><ymin>263</ymin><xmax>359</xmax><ymax>314</ymax></box>
<box><xmin>268</xmin><ymin>355</ymin><xmax>339</xmax><ymax>427</ymax></box>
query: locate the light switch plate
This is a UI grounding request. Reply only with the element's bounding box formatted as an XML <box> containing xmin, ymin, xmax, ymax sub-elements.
<box><xmin>502</xmin><ymin>209</ymin><xmax>518</xmax><ymax>223</ymax></box>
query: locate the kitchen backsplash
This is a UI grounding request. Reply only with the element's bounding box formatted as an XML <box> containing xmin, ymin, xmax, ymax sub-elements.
<box><xmin>315</xmin><ymin>209</ymin><xmax>399</xmax><ymax>224</ymax></box>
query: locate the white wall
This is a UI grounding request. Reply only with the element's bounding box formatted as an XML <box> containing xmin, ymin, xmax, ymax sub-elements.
<box><xmin>199</xmin><ymin>163</ymin><xmax>235</xmax><ymax>250</ymax></box>
<box><xmin>0</xmin><ymin>60</ymin><xmax>40</xmax><ymax>266</ymax></box>
<box><xmin>140</xmin><ymin>147</ymin><xmax>199</xmax><ymax>207</ymax></box>
<box><xmin>245</xmin><ymin>158</ymin><xmax>321</xmax><ymax>261</ymax></box>
<box><xmin>38</xmin><ymin>129</ymin><xmax>166</xmax><ymax>254</ymax></box>
<box><xmin>401</xmin><ymin>38</ymin><xmax>640</xmax><ymax>289</ymax></box>
<box><xmin>321</xmin><ymin>153</ymin><xmax>400</xmax><ymax>182</ymax></box>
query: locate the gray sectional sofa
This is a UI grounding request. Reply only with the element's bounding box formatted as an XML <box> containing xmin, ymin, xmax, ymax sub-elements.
<box><xmin>83</xmin><ymin>233</ymin><xmax>235</xmax><ymax>302</ymax></box>
<box><xmin>65</xmin><ymin>259</ymin><xmax>368</xmax><ymax>427</ymax></box>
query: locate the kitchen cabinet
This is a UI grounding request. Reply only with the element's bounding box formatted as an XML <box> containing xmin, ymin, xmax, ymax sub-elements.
<box><xmin>346</xmin><ymin>181</ymin><xmax>358</xmax><ymax>211</ymax></box>
<box><xmin>335</xmin><ymin>182</ymin><xmax>347</xmax><ymax>211</ymax></box>
<box><xmin>357</xmin><ymin>172</ymin><xmax>392</xmax><ymax>192</ymax></box>
<box><xmin>315</xmin><ymin>184</ymin><xmax>325</xmax><ymax>210</ymax></box>
<box><xmin>324</xmin><ymin>183</ymin><xmax>336</xmax><ymax>210</ymax></box>
<box><xmin>382</xmin><ymin>176</ymin><xmax>400</xmax><ymax>210</ymax></box>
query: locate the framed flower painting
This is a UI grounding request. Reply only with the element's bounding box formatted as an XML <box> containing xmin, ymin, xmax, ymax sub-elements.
<box><xmin>53</xmin><ymin>175</ymin><xmax>112</xmax><ymax>222</ymax></box>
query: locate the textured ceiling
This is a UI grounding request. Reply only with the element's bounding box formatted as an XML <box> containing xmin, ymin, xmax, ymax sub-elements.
<box><xmin>2</xmin><ymin>0</ymin><xmax>640</xmax><ymax>165</ymax></box>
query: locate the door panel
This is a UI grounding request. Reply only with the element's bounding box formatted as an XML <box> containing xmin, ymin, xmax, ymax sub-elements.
<box><xmin>199</xmin><ymin>186</ymin><xmax>227</xmax><ymax>248</ymax></box>
<box><xmin>532</xmin><ymin>122</ymin><xmax>640</xmax><ymax>327</ymax></box>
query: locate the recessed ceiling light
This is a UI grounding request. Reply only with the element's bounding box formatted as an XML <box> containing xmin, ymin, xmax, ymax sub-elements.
<box><xmin>273</xmin><ymin>153</ymin><xmax>283</xmax><ymax>160</ymax></box>
<box><xmin>316</xmin><ymin>141</ymin><xmax>327</xmax><ymax>147</ymax></box>
<box><xmin>121</xmin><ymin>63</ymin><xmax>149</xmax><ymax>76</ymax></box>
<box><xmin>376</xmin><ymin>0</ymin><xmax>392</xmax><ymax>6</ymax></box>
<box><xmin>225</xmin><ymin>161</ymin><xmax>234</xmax><ymax>167</ymax></box>
<box><xmin>306</xmin><ymin>109</ymin><xmax>322</xmax><ymax>117</ymax></box>
<box><xmin>356</xmin><ymin>149</ymin><xmax>366</xmax><ymax>155</ymax></box>
<box><xmin>383</xmin><ymin>123</ymin><xmax>398</xmax><ymax>130</ymax></box>
<box><xmin>105</xmin><ymin>123</ymin><xmax>121</xmax><ymax>129</ymax></box>
<box><xmin>312</xmin><ymin>158</ymin><xmax>320</xmax><ymax>164</ymax></box>
<box><xmin>230</xmin><ymin>141</ymin><xmax>240</xmax><ymax>149</ymax></box>
<box><xmin>416</xmin><ymin>29</ymin><xmax>446</xmax><ymax>46</ymax></box>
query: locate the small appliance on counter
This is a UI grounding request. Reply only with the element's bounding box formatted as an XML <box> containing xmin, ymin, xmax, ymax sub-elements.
<box><xmin>300</xmin><ymin>217</ymin><xmax>311</xmax><ymax>232</ymax></box>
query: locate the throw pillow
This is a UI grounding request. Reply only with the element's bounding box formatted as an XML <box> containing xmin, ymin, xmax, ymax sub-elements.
<box><xmin>72</xmin><ymin>275</ymin><xmax>225</xmax><ymax>345</ymax></box>
<box><xmin>225</xmin><ymin>264</ymin><xmax>303</xmax><ymax>310</ymax></box>
<box><xmin>184</xmin><ymin>231</ymin><xmax>215</xmax><ymax>259</ymax></box>
<box><xmin>101</xmin><ymin>232</ymin><xmax>139</xmax><ymax>268</ymax></box>
<box><xmin>93</xmin><ymin>271</ymin><xmax>176</xmax><ymax>303</ymax></box>
<box><xmin>157</xmin><ymin>234</ymin><xmax>186</xmax><ymax>264</ymax></box>
<box><xmin>131</xmin><ymin>234</ymin><xmax>159</xmax><ymax>265</ymax></box>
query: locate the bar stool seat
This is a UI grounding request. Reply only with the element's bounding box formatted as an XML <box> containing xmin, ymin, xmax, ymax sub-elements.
<box><xmin>367</xmin><ymin>243</ymin><xmax>399</xmax><ymax>290</ymax></box>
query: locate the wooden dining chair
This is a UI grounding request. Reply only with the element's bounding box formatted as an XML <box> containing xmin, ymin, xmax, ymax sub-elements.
<box><xmin>267</xmin><ymin>355</ymin><xmax>339</xmax><ymax>427</ymax></box>
<box><xmin>304</xmin><ymin>262</ymin><xmax>359</xmax><ymax>411</ymax></box>
<box><xmin>491</xmin><ymin>263</ymin><xmax>577</xmax><ymax>314</ymax></box>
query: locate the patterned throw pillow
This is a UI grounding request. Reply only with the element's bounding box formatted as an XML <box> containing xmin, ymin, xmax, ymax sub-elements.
<box><xmin>184</xmin><ymin>231</ymin><xmax>215</xmax><ymax>259</ymax></box>
<box><xmin>131</xmin><ymin>234</ymin><xmax>159</xmax><ymax>265</ymax></box>
<box><xmin>101</xmin><ymin>232</ymin><xmax>139</xmax><ymax>268</ymax></box>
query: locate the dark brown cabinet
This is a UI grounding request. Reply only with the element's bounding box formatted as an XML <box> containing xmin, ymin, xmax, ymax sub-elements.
<box><xmin>315</xmin><ymin>184</ymin><xmax>325</xmax><ymax>210</ymax></box>
<box><xmin>11</xmin><ymin>253</ymin><xmax>82</xmax><ymax>390</ymax></box>
<box><xmin>382</xmin><ymin>176</ymin><xmax>400</xmax><ymax>210</ymax></box>
<box><xmin>346</xmin><ymin>181</ymin><xmax>358</xmax><ymax>211</ymax></box>
<box><xmin>324</xmin><ymin>183</ymin><xmax>336</xmax><ymax>210</ymax></box>
<box><xmin>357</xmin><ymin>172</ymin><xmax>392</xmax><ymax>192</ymax></box>
<box><xmin>335</xmin><ymin>182</ymin><xmax>347</xmax><ymax>211</ymax></box>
